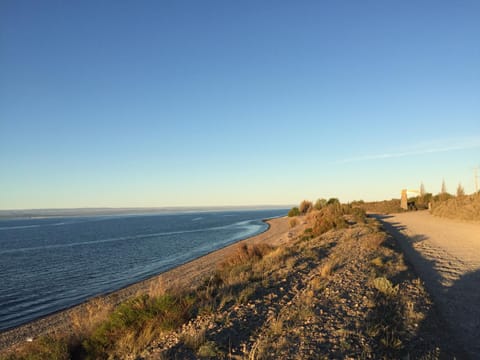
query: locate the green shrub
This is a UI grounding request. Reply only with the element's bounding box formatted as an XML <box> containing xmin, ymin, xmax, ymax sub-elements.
<box><xmin>372</xmin><ymin>277</ymin><xmax>398</xmax><ymax>297</ymax></box>
<box><xmin>314</xmin><ymin>198</ymin><xmax>327</xmax><ymax>210</ymax></box>
<box><xmin>1</xmin><ymin>337</ymin><xmax>69</xmax><ymax>360</ymax></box>
<box><xmin>353</xmin><ymin>199</ymin><xmax>403</xmax><ymax>214</ymax></box>
<box><xmin>414</xmin><ymin>193</ymin><xmax>432</xmax><ymax>209</ymax></box>
<box><xmin>181</xmin><ymin>328</ymin><xmax>206</xmax><ymax>352</ymax></box>
<box><xmin>197</xmin><ymin>341</ymin><xmax>220</xmax><ymax>358</ymax></box>
<box><xmin>351</xmin><ymin>207</ymin><xmax>366</xmax><ymax>223</ymax></box>
<box><xmin>82</xmin><ymin>294</ymin><xmax>195</xmax><ymax>359</ymax></box>
<box><xmin>433</xmin><ymin>192</ymin><xmax>453</xmax><ymax>202</ymax></box>
<box><xmin>309</xmin><ymin>204</ymin><xmax>348</xmax><ymax>236</ymax></box>
<box><xmin>327</xmin><ymin>198</ymin><xmax>340</xmax><ymax>206</ymax></box>
<box><xmin>288</xmin><ymin>207</ymin><xmax>300</xmax><ymax>217</ymax></box>
<box><xmin>219</xmin><ymin>243</ymin><xmax>273</xmax><ymax>270</ymax></box>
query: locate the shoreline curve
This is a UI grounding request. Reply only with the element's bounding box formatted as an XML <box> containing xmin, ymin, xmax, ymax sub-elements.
<box><xmin>0</xmin><ymin>216</ymin><xmax>292</xmax><ymax>352</ymax></box>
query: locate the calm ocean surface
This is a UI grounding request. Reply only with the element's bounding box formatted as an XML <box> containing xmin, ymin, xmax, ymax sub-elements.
<box><xmin>0</xmin><ymin>209</ymin><xmax>287</xmax><ymax>331</ymax></box>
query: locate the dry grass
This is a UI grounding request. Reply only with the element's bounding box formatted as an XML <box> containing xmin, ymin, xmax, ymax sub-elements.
<box><xmin>309</xmin><ymin>275</ymin><xmax>326</xmax><ymax>291</ymax></box>
<box><xmin>238</xmin><ymin>283</ymin><xmax>258</xmax><ymax>304</ymax></box>
<box><xmin>70</xmin><ymin>297</ymin><xmax>114</xmax><ymax>340</ymax></box>
<box><xmin>293</xmin><ymin>303</ymin><xmax>315</xmax><ymax>322</ymax></box>
<box><xmin>303</xmin><ymin>205</ymin><xmax>349</xmax><ymax>237</ymax></box>
<box><xmin>431</xmin><ymin>194</ymin><xmax>480</xmax><ymax>221</ymax></box>
<box><xmin>270</xmin><ymin>315</ymin><xmax>284</xmax><ymax>335</ymax></box>
<box><xmin>362</xmin><ymin>232</ymin><xmax>387</xmax><ymax>250</ymax></box>
<box><xmin>147</xmin><ymin>277</ymin><xmax>167</xmax><ymax>298</ymax></box>
<box><xmin>213</xmin><ymin>243</ymin><xmax>275</xmax><ymax>292</ymax></box>
<box><xmin>371</xmin><ymin>256</ymin><xmax>384</xmax><ymax>268</ymax></box>
<box><xmin>180</xmin><ymin>327</ymin><xmax>206</xmax><ymax>352</ymax></box>
<box><xmin>289</xmin><ymin>217</ymin><xmax>298</xmax><ymax>228</ymax></box>
<box><xmin>319</xmin><ymin>261</ymin><xmax>335</xmax><ymax>278</ymax></box>
<box><xmin>250</xmin><ymin>316</ymin><xmax>290</xmax><ymax>360</ymax></box>
<box><xmin>372</xmin><ymin>277</ymin><xmax>398</xmax><ymax>297</ymax></box>
<box><xmin>197</xmin><ymin>341</ymin><xmax>220</xmax><ymax>357</ymax></box>
<box><xmin>302</xmin><ymin>289</ymin><xmax>316</xmax><ymax>307</ymax></box>
<box><xmin>299</xmin><ymin>200</ymin><xmax>313</xmax><ymax>214</ymax></box>
<box><xmin>195</xmin><ymin>242</ymin><xmax>281</xmax><ymax>320</ymax></box>
<box><xmin>354</xmin><ymin>199</ymin><xmax>403</xmax><ymax>214</ymax></box>
<box><xmin>82</xmin><ymin>293</ymin><xmax>195</xmax><ymax>359</ymax></box>
<box><xmin>0</xmin><ymin>336</ymin><xmax>69</xmax><ymax>360</ymax></box>
<box><xmin>261</xmin><ymin>246</ymin><xmax>292</xmax><ymax>270</ymax></box>
<box><xmin>218</xmin><ymin>243</ymin><xmax>273</xmax><ymax>270</ymax></box>
<box><xmin>403</xmin><ymin>297</ymin><xmax>425</xmax><ymax>326</ymax></box>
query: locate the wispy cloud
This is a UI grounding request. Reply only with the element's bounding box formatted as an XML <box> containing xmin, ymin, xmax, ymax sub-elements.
<box><xmin>337</xmin><ymin>136</ymin><xmax>480</xmax><ymax>164</ymax></box>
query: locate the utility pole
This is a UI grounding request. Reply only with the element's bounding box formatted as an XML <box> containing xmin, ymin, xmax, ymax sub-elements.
<box><xmin>475</xmin><ymin>166</ymin><xmax>479</xmax><ymax>194</ymax></box>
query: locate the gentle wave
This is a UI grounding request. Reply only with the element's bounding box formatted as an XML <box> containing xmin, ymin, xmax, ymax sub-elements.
<box><xmin>0</xmin><ymin>224</ymin><xmax>41</xmax><ymax>231</ymax></box>
<box><xmin>0</xmin><ymin>221</ymin><xmax>74</xmax><ymax>230</ymax></box>
<box><xmin>0</xmin><ymin>220</ymin><xmax>256</xmax><ymax>255</ymax></box>
<box><xmin>0</xmin><ymin>217</ymin><xmax>120</xmax><ymax>231</ymax></box>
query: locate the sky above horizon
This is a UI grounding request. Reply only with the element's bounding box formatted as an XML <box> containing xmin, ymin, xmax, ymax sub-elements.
<box><xmin>1</xmin><ymin>1</ymin><xmax>479</xmax><ymax>210</ymax></box>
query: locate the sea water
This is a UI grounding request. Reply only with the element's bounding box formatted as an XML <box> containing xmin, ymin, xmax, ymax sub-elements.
<box><xmin>0</xmin><ymin>208</ymin><xmax>286</xmax><ymax>331</ymax></box>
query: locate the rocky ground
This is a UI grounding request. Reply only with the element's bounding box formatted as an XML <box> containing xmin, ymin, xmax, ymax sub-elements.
<box><xmin>140</xmin><ymin>216</ymin><xmax>462</xmax><ymax>359</ymax></box>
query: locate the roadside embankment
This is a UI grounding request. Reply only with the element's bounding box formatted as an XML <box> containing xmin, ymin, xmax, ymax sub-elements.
<box><xmin>143</xmin><ymin>207</ymin><xmax>461</xmax><ymax>359</ymax></box>
<box><xmin>430</xmin><ymin>194</ymin><xmax>480</xmax><ymax>222</ymax></box>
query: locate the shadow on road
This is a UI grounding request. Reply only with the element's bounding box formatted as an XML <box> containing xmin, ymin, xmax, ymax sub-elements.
<box><xmin>372</xmin><ymin>214</ymin><xmax>480</xmax><ymax>359</ymax></box>
<box><xmin>373</xmin><ymin>214</ymin><xmax>443</xmax><ymax>289</ymax></box>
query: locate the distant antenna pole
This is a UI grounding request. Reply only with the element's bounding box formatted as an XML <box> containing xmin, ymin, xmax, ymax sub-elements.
<box><xmin>475</xmin><ymin>166</ymin><xmax>479</xmax><ymax>193</ymax></box>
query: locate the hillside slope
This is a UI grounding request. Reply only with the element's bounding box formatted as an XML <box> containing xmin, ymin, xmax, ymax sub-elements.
<box><xmin>144</xmin><ymin>214</ymin><xmax>459</xmax><ymax>359</ymax></box>
<box><xmin>431</xmin><ymin>194</ymin><xmax>480</xmax><ymax>222</ymax></box>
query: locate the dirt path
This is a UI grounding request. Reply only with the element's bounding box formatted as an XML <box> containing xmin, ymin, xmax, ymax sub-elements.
<box><xmin>374</xmin><ymin>211</ymin><xmax>480</xmax><ymax>358</ymax></box>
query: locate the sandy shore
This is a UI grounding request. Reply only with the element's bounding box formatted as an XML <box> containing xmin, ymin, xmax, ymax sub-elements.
<box><xmin>0</xmin><ymin>216</ymin><xmax>295</xmax><ymax>352</ymax></box>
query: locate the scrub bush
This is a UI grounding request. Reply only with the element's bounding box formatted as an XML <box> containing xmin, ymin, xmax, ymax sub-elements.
<box><xmin>82</xmin><ymin>294</ymin><xmax>195</xmax><ymax>359</ymax></box>
<box><xmin>288</xmin><ymin>207</ymin><xmax>300</xmax><ymax>217</ymax></box>
<box><xmin>299</xmin><ymin>200</ymin><xmax>313</xmax><ymax>215</ymax></box>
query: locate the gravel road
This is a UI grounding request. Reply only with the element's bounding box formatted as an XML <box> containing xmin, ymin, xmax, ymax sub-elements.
<box><xmin>375</xmin><ymin>211</ymin><xmax>480</xmax><ymax>359</ymax></box>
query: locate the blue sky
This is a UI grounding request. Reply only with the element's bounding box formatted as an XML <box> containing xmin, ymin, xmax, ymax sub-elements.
<box><xmin>1</xmin><ymin>1</ymin><xmax>479</xmax><ymax>209</ymax></box>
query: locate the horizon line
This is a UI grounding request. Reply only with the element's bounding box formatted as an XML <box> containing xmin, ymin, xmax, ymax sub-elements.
<box><xmin>0</xmin><ymin>204</ymin><xmax>294</xmax><ymax>213</ymax></box>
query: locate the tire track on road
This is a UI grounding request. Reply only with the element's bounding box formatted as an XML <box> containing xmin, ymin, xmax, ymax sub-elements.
<box><xmin>375</xmin><ymin>211</ymin><xmax>480</xmax><ymax>359</ymax></box>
